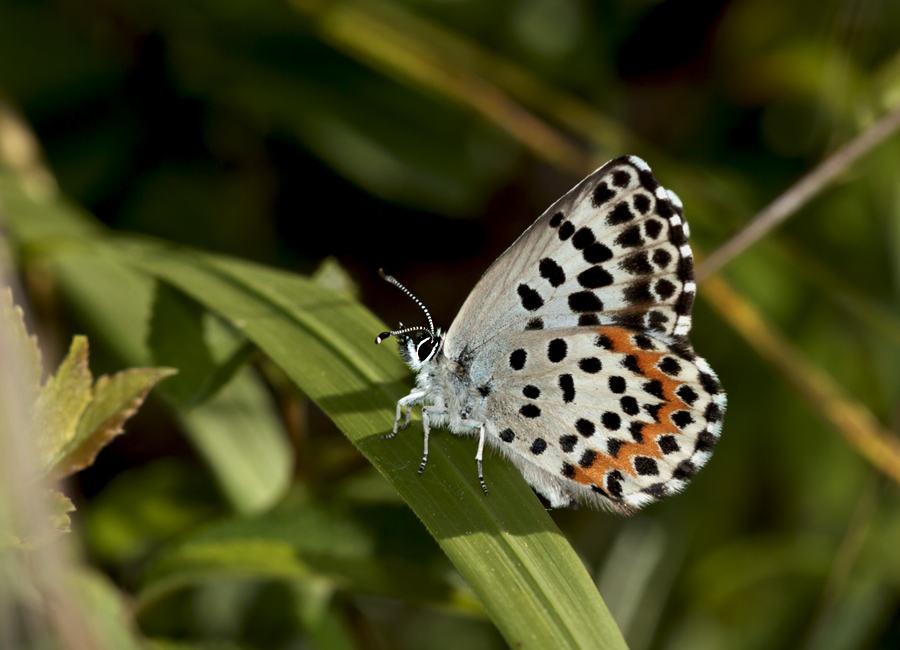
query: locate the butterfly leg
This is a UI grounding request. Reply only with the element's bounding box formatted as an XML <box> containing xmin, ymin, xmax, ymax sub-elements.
<box><xmin>383</xmin><ymin>390</ymin><xmax>425</xmax><ymax>439</ymax></box>
<box><xmin>418</xmin><ymin>407</ymin><xmax>433</xmax><ymax>474</ymax></box>
<box><xmin>460</xmin><ymin>418</ymin><xmax>489</xmax><ymax>495</ymax></box>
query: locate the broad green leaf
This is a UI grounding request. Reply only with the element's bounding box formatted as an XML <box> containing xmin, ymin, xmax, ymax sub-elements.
<box><xmin>138</xmin><ymin>500</ymin><xmax>477</xmax><ymax>615</ymax></box>
<box><xmin>71</xmin><ymin>568</ymin><xmax>147</xmax><ymax>650</ymax></box>
<box><xmin>179</xmin><ymin>366</ymin><xmax>293</xmax><ymax>514</ymax></box>
<box><xmin>85</xmin><ymin>460</ymin><xmax>224</xmax><ymax>567</ymax></box>
<box><xmin>290</xmin><ymin>580</ymin><xmax>359</xmax><ymax>650</ymax></box>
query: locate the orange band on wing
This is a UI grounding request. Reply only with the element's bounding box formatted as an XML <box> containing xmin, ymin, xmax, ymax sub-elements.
<box><xmin>570</xmin><ymin>326</ymin><xmax>691</xmax><ymax>487</ymax></box>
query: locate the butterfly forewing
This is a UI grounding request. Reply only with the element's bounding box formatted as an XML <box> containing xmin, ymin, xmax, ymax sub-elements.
<box><xmin>444</xmin><ymin>156</ymin><xmax>695</xmax><ymax>363</ymax></box>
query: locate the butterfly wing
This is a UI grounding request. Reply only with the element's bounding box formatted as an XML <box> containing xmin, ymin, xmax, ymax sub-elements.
<box><xmin>443</xmin><ymin>156</ymin><xmax>696</xmax><ymax>371</ymax></box>
<box><xmin>479</xmin><ymin>325</ymin><xmax>725</xmax><ymax>512</ymax></box>
<box><xmin>436</xmin><ymin>155</ymin><xmax>724</xmax><ymax>510</ymax></box>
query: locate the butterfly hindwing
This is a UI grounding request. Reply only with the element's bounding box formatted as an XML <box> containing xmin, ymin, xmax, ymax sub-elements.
<box><xmin>481</xmin><ymin>326</ymin><xmax>725</xmax><ymax>512</ymax></box>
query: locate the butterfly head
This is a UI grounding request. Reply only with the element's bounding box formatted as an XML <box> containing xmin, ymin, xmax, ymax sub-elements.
<box><xmin>375</xmin><ymin>270</ymin><xmax>442</xmax><ymax>370</ymax></box>
<box><xmin>395</xmin><ymin>328</ymin><xmax>443</xmax><ymax>369</ymax></box>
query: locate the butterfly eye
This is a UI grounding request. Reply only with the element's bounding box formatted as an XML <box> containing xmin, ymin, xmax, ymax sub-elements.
<box><xmin>416</xmin><ymin>337</ymin><xmax>437</xmax><ymax>362</ymax></box>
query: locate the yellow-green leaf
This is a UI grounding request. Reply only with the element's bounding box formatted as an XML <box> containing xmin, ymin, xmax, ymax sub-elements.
<box><xmin>35</xmin><ymin>335</ymin><xmax>93</xmax><ymax>471</ymax></box>
<box><xmin>53</xmin><ymin>366</ymin><xmax>177</xmax><ymax>479</ymax></box>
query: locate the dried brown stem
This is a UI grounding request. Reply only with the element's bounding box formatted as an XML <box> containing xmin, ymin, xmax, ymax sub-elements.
<box><xmin>697</xmin><ymin>106</ymin><xmax>900</xmax><ymax>281</ymax></box>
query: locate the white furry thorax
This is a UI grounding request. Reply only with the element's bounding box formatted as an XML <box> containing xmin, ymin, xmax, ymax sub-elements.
<box><xmin>410</xmin><ymin>346</ymin><xmax>485</xmax><ymax>436</ymax></box>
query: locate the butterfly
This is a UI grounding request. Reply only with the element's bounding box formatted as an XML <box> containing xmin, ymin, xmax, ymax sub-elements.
<box><xmin>376</xmin><ymin>156</ymin><xmax>726</xmax><ymax>513</ymax></box>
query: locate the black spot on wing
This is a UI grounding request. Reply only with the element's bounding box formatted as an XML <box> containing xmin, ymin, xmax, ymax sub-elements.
<box><xmin>575</xmin><ymin>419</ymin><xmax>595</xmax><ymax>437</ymax></box>
<box><xmin>647</xmin><ymin>311</ymin><xmax>669</xmax><ymax>330</ymax></box>
<box><xmin>699</xmin><ymin>372</ymin><xmax>722</xmax><ymax>395</ymax></box>
<box><xmin>615</xmin><ymin>225</ymin><xmax>644</xmax><ymax>248</ymax></box>
<box><xmin>633</xmin><ymin>334</ymin><xmax>655</xmax><ymax>350</ymax></box>
<box><xmin>629</xmin><ymin>421</ymin><xmax>645</xmax><ymax>443</ymax></box>
<box><xmin>658</xmin><ymin>357</ymin><xmax>682</xmax><ymax>376</ymax></box>
<box><xmin>620</xmin><ymin>251</ymin><xmax>653</xmax><ymax>275</ymax></box>
<box><xmin>579</xmin><ymin>449</ymin><xmax>597</xmax><ymax>468</ymax></box>
<box><xmin>673</xmin><ymin>459</ymin><xmax>696</xmax><ymax>480</ymax></box>
<box><xmin>568</xmin><ymin>291</ymin><xmax>604</xmax><ymax>312</ymax></box>
<box><xmin>548</xmin><ymin>338</ymin><xmax>567</xmax><ymax>362</ymax></box>
<box><xmin>620</xmin><ymin>396</ymin><xmax>639</xmax><ymax>415</ymax></box>
<box><xmin>584</xmin><ymin>242</ymin><xmax>613</xmax><ymax>264</ymax></box>
<box><xmin>633</xmin><ymin>193</ymin><xmax>651</xmax><ymax>214</ymax></box>
<box><xmin>522</xmin><ymin>385</ymin><xmax>540</xmax><ymax>399</ymax></box>
<box><xmin>644</xmin><ymin>219</ymin><xmax>663</xmax><ymax>239</ymax></box>
<box><xmin>539</xmin><ymin>258</ymin><xmax>566</xmax><ymax>287</ymax></box>
<box><xmin>705</xmin><ymin>402</ymin><xmax>723</xmax><ymax>422</ymax></box>
<box><xmin>609</xmin><ymin>376</ymin><xmax>626</xmax><ymax>393</ymax></box>
<box><xmin>652</xmin><ymin>248</ymin><xmax>672</xmax><ymax>268</ymax></box>
<box><xmin>676</xmin><ymin>385</ymin><xmax>699</xmax><ymax>405</ymax></box>
<box><xmin>592</xmin><ymin>182</ymin><xmax>615</xmax><ymax>207</ymax></box>
<box><xmin>517</xmin><ymin>284</ymin><xmax>543</xmax><ymax>311</ymax></box>
<box><xmin>509</xmin><ymin>349</ymin><xmax>527</xmax><ymax>370</ymax></box>
<box><xmin>643</xmin><ymin>380</ymin><xmax>664</xmax><ymax>399</ymax></box>
<box><xmin>572</xmin><ymin>227</ymin><xmax>595</xmax><ymax>250</ymax></box>
<box><xmin>624</xmin><ymin>280</ymin><xmax>654</xmax><ymax>305</ymax></box>
<box><xmin>671</xmin><ymin>410</ymin><xmax>694</xmax><ymax>429</ymax></box>
<box><xmin>578</xmin><ymin>266</ymin><xmax>614</xmax><ymax>289</ymax></box>
<box><xmin>612</xmin><ymin>170</ymin><xmax>631</xmax><ymax>187</ymax></box>
<box><xmin>607</xmin><ymin>202</ymin><xmax>634</xmax><ymax>226</ymax></box>
<box><xmin>601</xmin><ymin>412</ymin><xmax>621</xmax><ymax>431</ymax></box>
<box><xmin>658</xmin><ymin>435</ymin><xmax>680</xmax><ymax>454</ymax></box>
<box><xmin>655</xmin><ymin>278</ymin><xmax>676</xmax><ymax>299</ymax></box>
<box><xmin>607</xmin><ymin>438</ymin><xmax>625</xmax><ymax>457</ymax></box>
<box><xmin>558</xmin><ymin>374</ymin><xmax>575</xmax><ymax>403</ymax></box>
<box><xmin>634</xmin><ymin>456</ymin><xmax>659</xmax><ymax>476</ymax></box>
<box><xmin>520</xmin><ymin>404</ymin><xmax>541</xmax><ymax>418</ymax></box>
<box><xmin>578</xmin><ymin>357</ymin><xmax>602</xmax><ymax>373</ymax></box>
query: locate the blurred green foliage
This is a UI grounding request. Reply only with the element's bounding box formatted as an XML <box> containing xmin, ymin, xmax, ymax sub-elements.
<box><xmin>2</xmin><ymin>0</ymin><xmax>900</xmax><ymax>649</ymax></box>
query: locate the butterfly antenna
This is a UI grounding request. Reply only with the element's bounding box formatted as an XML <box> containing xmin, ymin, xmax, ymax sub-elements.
<box><xmin>376</xmin><ymin>269</ymin><xmax>437</xmax><ymax>344</ymax></box>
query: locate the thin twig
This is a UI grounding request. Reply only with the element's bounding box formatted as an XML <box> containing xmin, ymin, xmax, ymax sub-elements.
<box><xmin>697</xmin><ymin>105</ymin><xmax>900</xmax><ymax>281</ymax></box>
<box><xmin>703</xmin><ymin>275</ymin><xmax>900</xmax><ymax>485</ymax></box>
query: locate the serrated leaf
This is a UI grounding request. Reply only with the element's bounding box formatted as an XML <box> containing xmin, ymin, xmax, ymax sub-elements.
<box><xmin>36</xmin><ymin>335</ymin><xmax>93</xmax><ymax>471</ymax></box>
<box><xmin>48</xmin><ymin>489</ymin><xmax>76</xmax><ymax>533</ymax></box>
<box><xmin>53</xmin><ymin>366</ymin><xmax>177</xmax><ymax>478</ymax></box>
<box><xmin>1</xmin><ymin>490</ymin><xmax>77</xmax><ymax>550</ymax></box>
